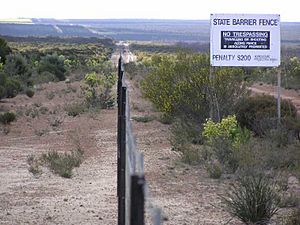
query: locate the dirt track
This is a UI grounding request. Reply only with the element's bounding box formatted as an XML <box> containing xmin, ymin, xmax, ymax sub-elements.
<box><xmin>250</xmin><ymin>83</ymin><xmax>300</xmax><ymax>113</ymax></box>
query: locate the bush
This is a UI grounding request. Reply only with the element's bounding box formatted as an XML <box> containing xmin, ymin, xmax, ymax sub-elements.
<box><xmin>206</xmin><ymin>160</ymin><xmax>223</xmax><ymax>179</ymax></box>
<box><xmin>203</xmin><ymin>115</ymin><xmax>250</xmax><ymax>148</ymax></box>
<box><xmin>0</xmin><ymin>85</ymin><xmax>6</xmax><ymax>99</ymax></box>
<box><xmin>141</xmin><ymin>52</ymin><xmax>248</xmax><ymax>122</ymax></box>
<box><xmin>38</xmin><ymin>54</ymin><xmax>66</xmax><ymax>81</ymax></box>
<box><xmin>235</xmin><ymin>95</ymin><xmax>297</xmax><ymax>137</ymax></box>
<box><xmin>42</xmin><ymin>148</ymin><xmax>84</xmax><ymax>178</ymax></box>
<box><xmin>5</xmin><ymin>78</ymin><xmax>21</xmax><ymax>98</ymax></box>
<box><xmin>0</xmin><ymin>112</ymin><xmax>16</xmax><ymax>124</ymax></box>
<box><xmin>202</xmin><ymin>115</ymin><xmax>250</xmax><ymax>173</ymax></box>
<box><xmin>0</xmin><ymin>37</ymin><xmax>12</xmax><ymax>63</ymax></box>
<box><xmin>83</xmin><ymin>71</ymin><xmax>116</xmax><ymax>109</ymax></box>
<box><xmin>170</xmin><ymin>117</ymin><xmax>203</xmax><ymax>151</ymax></box>
<box><xmin>65</xmin><ymin>102</ymin><xmax>86</xmax><ymax>117</ymax></box>
<box><xmin>4</xmin><ymin>53</ymin><xmax>31</xmax><ymax>83</ymax></box>
<box><xmin>222</xmin><ymin>174</ymin><xmax>280</xmax><ymax>225</ymax></box>
<box><xmin>132</xmin><ymin>115</ymin><xmax>156</xmax><ymax>123</ymax></box>
<box><xmin>25</xmin><ymin>88</ymin><xmax>35</xmax><ymax>98</ymax></box>
<box><xmin>33</xmin><ymin>71</ymin><xmax>58</xmax><ymax>84</ymax></box>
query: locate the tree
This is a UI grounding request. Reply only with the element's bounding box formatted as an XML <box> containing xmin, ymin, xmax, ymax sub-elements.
<box><xmin>0</xmin><ymin>38</ymin><xmax>12</xmax><ymax>64</ymax></box>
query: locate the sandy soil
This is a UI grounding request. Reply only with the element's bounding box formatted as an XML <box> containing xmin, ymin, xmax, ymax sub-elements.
<box><xmin>0</xmin><ymin>81</ymin><xmax>117</xmax><ymax>225</ymax></box>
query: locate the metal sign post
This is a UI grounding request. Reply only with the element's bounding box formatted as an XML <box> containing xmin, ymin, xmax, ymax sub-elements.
<box><xmin>277</xmin><ymin>68</ymin><xmax>281</xmax><ymax>126</ymax></box>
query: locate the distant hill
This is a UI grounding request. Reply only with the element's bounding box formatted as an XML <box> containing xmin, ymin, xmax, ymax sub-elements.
<box><xmin>0</xmin><ymin>19</ymin><xmax>299</xmax><ymax>43</ymax></box>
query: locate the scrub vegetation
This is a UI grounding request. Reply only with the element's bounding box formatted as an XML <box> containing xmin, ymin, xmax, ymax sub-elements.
<box><xmin>125</xmin><ymin>46</ymin><xmax>300</xmax><ymax>224</ymax></box>
<box><xmin>0</xmin><ymin>36</ymin><xmax>115</xmax><ymax>176</ymax></box>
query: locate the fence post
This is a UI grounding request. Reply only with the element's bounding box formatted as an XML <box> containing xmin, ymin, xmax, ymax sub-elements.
<box><xmin>130</xmin><ymin>175</ymin><xmax>145</xmax><ymax>225</ymax></box>
<box><xmin>117</xmin><ymin>56</ymin><xmax>123</xmax><ymax>197</ymax></box>
<box><xmin>118</xmin><ymin>56</ymin><xmax>126</xmax><ymax>225</ymax></box>
<box><xmin>119</xmin><ymin>85</ymin><xmax>127</xmax><ymax>225</ymax></box>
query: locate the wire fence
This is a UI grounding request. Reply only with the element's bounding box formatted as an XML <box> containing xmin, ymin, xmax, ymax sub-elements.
<box><xmin>117</xmin><ymin>56</ymin><xmax>162</xmax><ymax>225</ymax></box>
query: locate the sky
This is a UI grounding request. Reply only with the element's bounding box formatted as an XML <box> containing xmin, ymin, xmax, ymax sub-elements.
<box><xmin>1</xmin><ymin>0</ymin><xmax>299</xmax><ymax>22</ymax></box>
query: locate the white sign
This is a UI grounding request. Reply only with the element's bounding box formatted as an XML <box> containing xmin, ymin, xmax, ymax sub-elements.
<box><xmin>210</xmin><ymin>14</ymin><xmax>280</xmax><ymax>67</ymax></box>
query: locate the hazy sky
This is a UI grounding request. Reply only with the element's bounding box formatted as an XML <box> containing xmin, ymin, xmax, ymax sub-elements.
<box><xmin>1</xmin><ymin>0</ymin><xmax>299</xmax><ymax>22</ymax></box>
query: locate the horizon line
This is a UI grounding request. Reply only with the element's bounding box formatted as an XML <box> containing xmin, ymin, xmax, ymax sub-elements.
<box><xmin>0</xmin><ymin>17</ymin><xmax>299</xmax><ymax>23</ymax></box>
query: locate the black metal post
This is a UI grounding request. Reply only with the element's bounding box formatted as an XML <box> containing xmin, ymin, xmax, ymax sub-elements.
<box><xmin>118</xmin><ymin>56</ymin><xmax>126</xmax><ymax>225</ymax></box>
<box><xmin>118</xmin><ymin>85</ymin><xmax>127</xmax><ymax>225</ymax></box>
<box><xmin>130</xmin><ymin>175</ymin><xmax>145</xmax><ymax>225</ymax></box>
<box><xmin>117</xmin><ymin>56</ymin><xmax>123</xmax><ymax>197</ymax></box>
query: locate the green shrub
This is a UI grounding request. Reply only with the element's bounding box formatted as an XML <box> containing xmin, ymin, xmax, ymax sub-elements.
<box><xmin>202</xmin><ymin>115</ymin><xmax>250</xmax><ymax>173</ymax></box>
<box><xmin>4</xmin><ymin>53</ymin><xmax>31</xmax><ymax>83</ymax></box>
<box><xmin>0</xmin><ymin>85</ymin><xmax>6</xmax><ymax>99</ymax></box>
<box><xmin>132</xmin><ymin>115</ymin><xmax>156</xmax><ymax>123</ymax></box>
<box><xmin>39</xmin><ymin>106</ymin><xmax>49</xmax><ymax>114</ymax></box>
<box><xmin>25</xmin><ymin>88</ymin><xmax>35</xmax><ymax>98</ymax></box>
<box><xmin>141</xmin><ymin>52</ymin><xmax>249</xmax><ymax>166</ymax></box>
<box><xmin>0</xmin><ymin>112</ymin><xmax>16</xmax><ymax>124</ymax></box>
<box><xmin>158</xmin><ymin>113</ymin><xmax>173</xmax><ymax>124</ymax></box>
<box><xmin>141</xmin><ymin>52</ymin><xmax>248</xmax><ymax>122</ymax></box>
<box><xmin>0</xmin><ymin>37</ymin><xmax>12</xmax><ymax>63</ymax></box>
<box><xmin>222</xmin><ymin>174</ymin><xmax>280</xmax><ymax>225</ymax></box>
<box><xmin>179</xmin><ymin>144</ymin><xmax>203</xmax><ymax>165</ymax></box>
<box><xmin>38</xmin><ymin>54</ymin><xmax>66</xmax><ymax>81</ymax></box>
<box><xmin>170</xmin><ymin>117</ymin><xmax>203</xmax><ymax>151</ymax></box>
<box><xmin>5</xmin><ymin>79</ymin><xmax>21</xmax><ymax>98</ymax></box>
<box><xmin>235</xmin><ymin>95</ymin><xmax>297</xmax><ymax>137</ymax></box>
<box><xmin>83</xmin><ymin>71</ymin><xmax>116</xmax><ymax>109</ymax></box>
<box><xmin>206</xmin><ymin>160</ymin><xmax>222</xmax><ymax>179</ymax></box>
<box><xmin>210</xmin><ymin>136</ymin><xmax>240</xmax><ymax>173</ymax></box>
<box><xmin>34</xmin><ymin>71</ymin><xmax>58</xmax><ymax>84</ymax></box>
<box><xmin>65</xmin><ymin>102</ymin><xmax>86</xmax><ymax>117</ymax></box>
<box><xmin>203</xmin><ymin>115</ymin><xmax>250</xmax><ymax>148</ymax></box>
<box><xmin>42</xmin><ymin>148</ymin><xmax>84</xmax><ymax>178</ymax></box>
<box><xmin>237</xmin><ymin>137</ymin><xmax>300</xmax><ymax>173</ymax></box>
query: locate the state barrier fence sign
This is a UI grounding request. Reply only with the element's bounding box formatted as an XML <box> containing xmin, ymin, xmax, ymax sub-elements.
<box><xmin>210</xmin><ymin>14</ymin><xmax>280</xmax><ymax>67</ymax></box>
